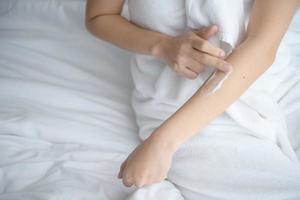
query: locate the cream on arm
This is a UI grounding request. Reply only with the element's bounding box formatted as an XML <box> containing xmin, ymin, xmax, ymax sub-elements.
<box><xmin>150</xmin><ymin>0</ymin><xmax>300</xmax><ymax>150</ymax></box>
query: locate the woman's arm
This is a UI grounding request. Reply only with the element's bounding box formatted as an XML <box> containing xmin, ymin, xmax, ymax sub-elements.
<box><xmin>151</xmin><ymin>0</ymin><xmax>300</xmax><ymax>150</ymax></box>
<box><xmin>118</xmin><ymin>0</ymin><xmax>300</xmax><ymax>188</ymax></box>
<box><xmin>86</xmin><ymin>0</ymin><xmax>169</xmax><ymax>55</ymax></box>
<box><xmin>85</xmin><ymin>0</ymin><xmax>230</xmax><ymax>79</ymax></box>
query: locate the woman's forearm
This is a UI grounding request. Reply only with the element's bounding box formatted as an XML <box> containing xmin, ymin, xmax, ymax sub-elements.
<box><xmin>150</xmin><ymin>37</ymin><xmax>275</xmax><ymax>150</ymax></box>
<box><xmin>86</xmin><ymin>14</ymin><xmax>170</xmax><ymax>55</ymax></box>
<box><xmin>150</xmin><ymin>0</ymin><xmax>300</xmax><ymax>152</ymax></box>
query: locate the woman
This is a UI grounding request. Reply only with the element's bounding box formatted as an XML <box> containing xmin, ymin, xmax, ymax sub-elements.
<box><xmin>86</xmin><ymin>0</ymin><xmax>300</xmax><ymax>199</ymax></box>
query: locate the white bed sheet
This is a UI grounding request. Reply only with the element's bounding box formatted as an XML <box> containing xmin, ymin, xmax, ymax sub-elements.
<box><xmin>0</xmin><ymin>1</ymin><xmax>139</xmax><ymax>199</ymax></box>
<box><xmin>0</xmin><ymin>1</ymin><xmax>299</xmax><ymax>200</ymax></box>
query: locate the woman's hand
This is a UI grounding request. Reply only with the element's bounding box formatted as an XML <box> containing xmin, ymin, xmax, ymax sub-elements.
<box><xmin>118</xmin><ymin>134</ymin><xmax>176</xmax><ymax>188</ymax></box>
<box><xmin>151</xmin><ymin>25</ymin><xmax>232</xmax><ymax>79</ymax></box>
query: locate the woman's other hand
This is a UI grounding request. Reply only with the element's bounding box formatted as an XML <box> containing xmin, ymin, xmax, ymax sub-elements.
<box><xmin>151</xmin><ymin>25</ymin><xmax>232</xmax><ymax>79</ymax></box>
<box><xmin>118</xmin><ymin>135</ymin><xmax>175</xmax><ymax>188</ymax></box>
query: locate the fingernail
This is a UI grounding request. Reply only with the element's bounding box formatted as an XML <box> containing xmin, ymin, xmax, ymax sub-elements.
<box><xmin>211</xmin><ymin>25</ymin><xmax>218</xmax><ymax>30</ymax></box>
<box><xmin>219</xmin><ymin>51</ymin><xmax>226</xmax><ymax>58</ymax></box>
<box><xmin>223</xmin><ymin>63</ymin><xmax>233</xmax><ymax>72</ymax></box>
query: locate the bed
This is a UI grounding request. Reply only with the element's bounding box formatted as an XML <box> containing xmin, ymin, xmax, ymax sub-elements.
<box><xmin>0</xmin><ymin>1</ymin><xmax>299</xmax><ymax>199</ymax></box>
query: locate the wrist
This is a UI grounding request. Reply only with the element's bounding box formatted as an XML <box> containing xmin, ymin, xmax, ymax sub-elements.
<box><xmin>148</xmin><ymin>127</ymin><xmax>182</xmax><ymax>154</ymax></box>
<box><xmin>150</xmin><ymin>35</ymin><xmax>171</xmax><ymax>60</ymax></box>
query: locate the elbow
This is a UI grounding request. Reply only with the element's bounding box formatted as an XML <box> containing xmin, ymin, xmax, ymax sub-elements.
<box><xmin>85</xmin><ymin>9</ymin><xmax>104</xmax><ymax>35</ymax></box>
<box><xmin>263</xmin><ymin>44</ymin><xmax>278</xmax><ymax>69</ymax></box>
<box><xmin>85</xmin><ymin>13</ymin><xmax>96</xmax><ymax>35</ymax></box>
<box><xmin>265</xmin><ymin>53</ymin><xmax>276</xmax><ymax>71</ymax></box>
<box><xmin>257</xmin><ymin>47</ymin><xmax>277</xmax><ymax>71</ymax></box>
<box><xmin>84</xmin><ymin>13</ymin><xmax>121</xmax><ymax>39</ymax></box>
<box><xmin>85</xmin><ymin>18</ymin><xmax>91</xmax><ymax>34</ymax></box>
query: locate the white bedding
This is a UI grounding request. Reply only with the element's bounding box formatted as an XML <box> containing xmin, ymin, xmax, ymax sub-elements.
<box><xmin>0</xmin><ymin>1</ymin><xmax>299</xmax><ymax>200</ymax></box>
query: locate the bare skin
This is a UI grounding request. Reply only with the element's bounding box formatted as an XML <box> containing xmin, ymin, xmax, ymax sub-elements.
<box><xmin>86</xmin><ymin>0</ymin><xmax>231</xmax><ymax>80</ymax></box>
<box><xmin>86</xmin><ymin>0</ymin><xmax>300</xmax><ymax>188</ymax></box>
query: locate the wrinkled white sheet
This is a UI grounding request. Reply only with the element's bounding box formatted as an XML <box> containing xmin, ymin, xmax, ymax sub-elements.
<box><xmin>0</xmin><ymin>1</ymin><xmax>299</xmax><ymax>200</ymax></box>
<box><xmin>0</xmin><ymin>1</ymin><xmax>139</xmax><ymax>199</ymax></box>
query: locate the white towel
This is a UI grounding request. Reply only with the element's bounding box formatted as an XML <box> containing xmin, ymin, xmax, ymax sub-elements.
<box><xmin>186</xmin><ymin>0</ymin><xmax>252</xmax><ymax>53</ymax></box>
<box><xmin>128</xmin><ymin>0</ymin><xmax>300</xmax><ymax>199</ymax></box>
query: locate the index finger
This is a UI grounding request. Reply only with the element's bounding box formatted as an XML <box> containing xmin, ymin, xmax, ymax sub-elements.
<box><xmin>118</xmin><ymin>159</ymin><xmax>127</xmax><ymax>179</ymax></box>
<box><xmin>192</xmin><ymin>39</ymin><xmax>225</xmax><ymax>58</ymax></box>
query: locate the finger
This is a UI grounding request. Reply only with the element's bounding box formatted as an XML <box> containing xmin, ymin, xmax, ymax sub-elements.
<box><xmin>195</xmin><ymin>53</ymin><xmax>232</xmax><ymax>72</ymax></box>
<box><xmin>192</xmin><ymin>39</ymin><xmax>225</xmax><ymax>58</ymax></box>
<box><xmin>117</xmin><ymin>168</ymin><xmax>123</xmax><ymax>179</ymax></box>
<box><xmin>144</xmin><ymin>174</ymin><xmax>153</xmax><ymax>187</ymax></box>
<box><xmin>123</xmin><ymin>174</ymin><xmax>134</xmax><ymax>187</ymax></box>
<box><xmin>181</xmin><ymin>57</ymin><xmax>205</xmax><ymax>74</ymax></box>
<box><xmin>135</xmin><ymin>181</ymin><xmax>145</xmax><ymax>188</ymax></box>
<box><xmin>195</xmin><ymin>25</ymin><xmax>219</xmax><ymax>40</ymax></box>
<box><xmin>118</xmin><ymin>161</ymin><xmax>125</xmax><ymax>179</ymax></box>
<box><xmin>179</xmin><ymin>66</ymin><xmax>198</xmax><ymax>79</ymax></box>
<box><xmin>118</xmin><ymin>160</ymin><xmax>127</xmax><ymax>179</ymax></box>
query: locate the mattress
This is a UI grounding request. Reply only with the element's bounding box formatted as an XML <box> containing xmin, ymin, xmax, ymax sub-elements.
<box><xmin>0</xmin><ymin>1</ymin><xmax>299</xmax><ymax>199</ymax></box>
